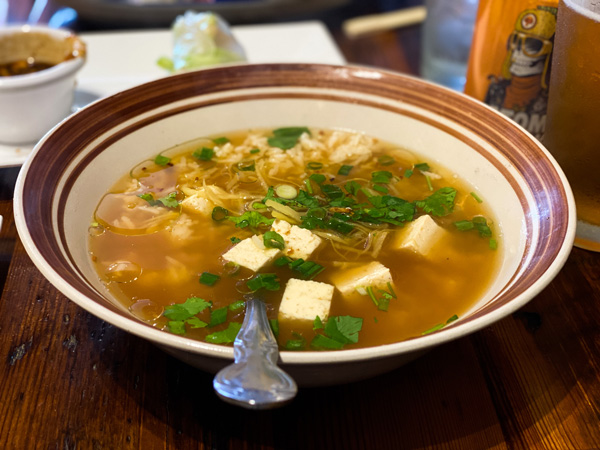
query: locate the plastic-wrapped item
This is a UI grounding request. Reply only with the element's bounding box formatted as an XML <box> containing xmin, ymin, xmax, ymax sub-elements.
<box><xmin>158</xmin><ymin>11</ymin><xmax>246</xmax><ymax>72</ymax></box>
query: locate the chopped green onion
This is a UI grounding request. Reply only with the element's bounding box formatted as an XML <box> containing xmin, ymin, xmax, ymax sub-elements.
<box><xmin>378</xmin><ymin>155</ymin><xmax>395</xmax><ymax>166</ymax></box>
<box><xmin>263</xmin><ymin>231</ymin><xmax>285</xmax><ymax>250</ymax></box>
<box><xmin>193</xmin><ymin>147</ymin><xmax>215</xmax><ymax>161</ymax></box>
<box><xmin>414</xmin><ymin>162</ymin><xmax>430</xmax><ymax>171</ymax></box>
<box><xmin>338</xmin><ymin>165</ymin><xmax>353</xmax><ymax>176</ymax></box>
<box><xmin>454</xmin><ymin>220</ymin><xmax>474</xmax><ymax>231</ymax></box>
<box><xmin>425</xmin><ymin>175</ymin><xmax>433</xmax><ymax>191</ymax></box>
<box><xmin>154</xmin><ymin>154</ymin><xmax>171</xmax><ymax>166</ymax></box>
<box><xmin>249</xmin><ymin>148</ymin><xmax>260</xmax><ymax>154</ymax></box>
<box><xmin>252</xmin><ymin>202</ymin><xmax>267</xmax><ymax>210</ymax></box>
<box><xmin>234</xmin><ymin>159</ymin><xmax>256</xmax><ymax>172</ymax></box>
<box><xmin>199</xmin><ymin>272</ymin><xmax>221</xmax><ymax>286</ymax></box>
<box><xmin>211</xmin><ymin>206</ymin><xmax>229</xmax><ymax>222</ymax></box>
<box><xmin>372</xmin><ymin>185</ymin><xmax>389</xmax><ymax>194</ymax></box>
<box><xmin>365</xmin><ymin>286</ymin><xmax>379</xmax><ymax>306</ymax></box>
<box><xmin>470</xmin><ymin>192</ymin><xmax>483</xmax><ymax>203</ymax></box>
<box><xmin>205</xmin><ymin>322</ymin><xmax>242</xmax><ymax>344</ymax></box>
<box><xmin>307</xmin><ymin>161</ymin><xmax>323</xmax><ymax>170</ymax></box>
<box><xmin>304</xmin><ymin>179</ymin><xmax>313</xmax><ymax>194</ymax></box>
<box><xmin>212</xmin><ymin>137</ymin><xmax>230</xmax><ymax>145</ymax></box>
<box><xmin>275</xmin><ymin>185</ymin><xmax>298</xmax><ymax>199</ymax></box>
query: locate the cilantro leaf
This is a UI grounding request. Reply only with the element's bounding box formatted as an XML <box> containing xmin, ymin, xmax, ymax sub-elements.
<box><xmin>199</xmin><ymin>272</ymin><xmax>220</xmax><ymax>286</ymax></box>
<box><xmin>269</xmin><ymin>319</ymin><xmax>280</xmax><ymax>337</ymax></box>
<box><xmin>157</xmin><ymin>191</ymin><xmax>179</xmax><ymax>208</ymax></box>
<box><xmin>267</xmin><ymin>127</ymin><xmax>310</xmax><ymax>150</ymax></box>
<box><xmin>324</xmin><ymin>316</ymin><xmax>363</xmax><ymax>344</ymax></box>
<box><xmin>205</xmin><ymin>322</ymin><xmax>242</xmax><ymax>344</ymax></box>
<box><xmin>164</xmin><ymin>297</ymin><xmax>211</xmax><ymax>321</ymax></box>
<box><xmin>415</xmin><ymin>187</ymin><xmax>456</xmax><ymax>217</ymax></box>
<box><xmin>208</xmin><ymin>306</ymin><xmax>228</xmax><ymax>327</ymax></box>
<box><xmin>246</xmin><ymin>273</ymin><xmax>280</xmax><ymax>292</ymax></box>
<box><xmin>228</xmin><ymin>211</ymin><xmax>274</xmax><ymax>229</ymax></box>
<box><xmin>310</xmin><ymin>334</ymin><xmax>345</xmax><ymax>350</ymax></box>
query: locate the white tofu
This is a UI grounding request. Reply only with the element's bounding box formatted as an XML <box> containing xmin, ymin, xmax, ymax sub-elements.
<box><xmin>222</xmin><ymin>236</ymin><xmax>280</xmax><ymax>272</ymax></box>
<box><xmin>180</xmin><ymin>194</ymin><xmax>213</xmax><ymax>216</ymax></box>
<box><xmin>331</xmin><ymin>261</ymin><xmax>393</xmax><ymax>296</ymax></box>
<box><xmin>271</xmin><ymin>219</ymin><xmax>322</xmax><ymax>260</ymax></box>
<box><xmin>278</xmin><ymin>278</ymin><xmax>334</xmax><ymax>322</ymax></box>
<box><xmin>393</xmin><ymin>215</ymin><xmax>446</xmax><ymax>257</ymax></box>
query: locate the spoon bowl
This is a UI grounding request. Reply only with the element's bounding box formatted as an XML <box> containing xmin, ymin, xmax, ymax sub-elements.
<box><xmin>213</xmin><ymin>295</ymin><xmax>298</xmax><ymax>409</ymax></box>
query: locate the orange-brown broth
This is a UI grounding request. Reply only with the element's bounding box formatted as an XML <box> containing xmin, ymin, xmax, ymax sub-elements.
<box><xmin>88</xmin><ymin>128</ymin><xmax>501</xmax><ymax>350</ymax></box>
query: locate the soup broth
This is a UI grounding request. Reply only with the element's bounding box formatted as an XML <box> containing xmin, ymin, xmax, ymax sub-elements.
<box><xmin>89</xmin><ymin>128</ymin><xmax>501</xmax><ymax>350</ymax></box>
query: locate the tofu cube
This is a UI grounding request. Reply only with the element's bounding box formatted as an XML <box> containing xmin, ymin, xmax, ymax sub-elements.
<box><xmin>181</xmin><ymin>194</ymin><xmax>213</xmax><ymax>216</ymax></box>
<box><xmin>331</xmin><ymin>261</ymin><xmax>393</xmax><ymax>296</ymax></box>
<box><xmin>271</xmin><ymin>220</ymin><xmax>322</xmax><ymax>260</ymax></box>
<box><xmin>393</xmin><ymin>215</ymin><xmax>446</xmax><ymax>257</ymax></box>
<box><xmin>278</xmin><ymin>278</ymin><xmax>334</xmax><ymax>322</ymax></box>
<box><xmin>222</xmin><ymin>236</ymin><xmax>280</xmax><ymax>272</ymax></box>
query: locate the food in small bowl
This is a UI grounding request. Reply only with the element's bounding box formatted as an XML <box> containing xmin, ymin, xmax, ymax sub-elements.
<box><xmin>0</xmin><ymin>25</ymin><xmax>86</xmax><ymax>144</ymax></box>
<box><xmin>14</xmin><ymin>64</ymin><xmax>575</xmax><ymax>386</ymax></box>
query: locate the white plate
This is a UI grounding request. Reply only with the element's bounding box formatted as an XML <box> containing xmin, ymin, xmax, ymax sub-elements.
<box><xmin>0</xmin><ymin>21</ymin><xmax>345</xmax><ymax>168</ymax></box>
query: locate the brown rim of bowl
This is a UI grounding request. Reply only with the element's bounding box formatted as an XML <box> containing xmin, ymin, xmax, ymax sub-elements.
<box><xmin>17</xmin><ymin>63</ymin><xmax>572</xmax><ymax>353</ymax></box>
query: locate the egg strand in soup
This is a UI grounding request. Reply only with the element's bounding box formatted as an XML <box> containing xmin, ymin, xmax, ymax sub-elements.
<box><xmin>89</xmin><ymin>127</ymin><xmax>500</xmax><ymax>350</ymax></box>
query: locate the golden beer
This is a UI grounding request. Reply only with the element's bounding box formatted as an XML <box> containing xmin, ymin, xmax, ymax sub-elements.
<box><xmin>543</xmin><ymin>0</ymin><xmax>600</xmax><ymax>251</ymax></box>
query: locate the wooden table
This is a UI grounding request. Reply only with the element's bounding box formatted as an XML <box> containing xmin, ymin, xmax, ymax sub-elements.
<box><xmin>1</xmin><ymin>3</ymin><xmax>600</xmax><ymax>449</ymax></box>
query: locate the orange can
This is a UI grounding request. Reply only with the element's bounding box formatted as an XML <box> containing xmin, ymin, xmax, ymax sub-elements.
<box><xmin>464</xmin><ymin>0</ymin><xmax>558</xmax><ymax>139</ymax></box>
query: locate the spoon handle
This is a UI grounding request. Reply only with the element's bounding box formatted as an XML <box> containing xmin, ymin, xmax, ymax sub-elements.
<box><xmin>213</xmin><ymin>297</ymin><xmax>297</xmax><ymax>409</ymax></box>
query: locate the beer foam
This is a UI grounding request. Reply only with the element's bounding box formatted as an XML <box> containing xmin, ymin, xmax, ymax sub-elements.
<box><xmin>568</xmin><ymin>0</ymin><xmax>600</xmax><ymax>17</ymax></box>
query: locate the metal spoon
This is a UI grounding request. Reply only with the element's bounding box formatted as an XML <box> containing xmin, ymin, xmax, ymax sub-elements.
<box><xmin>213</xmin><ymin>294</ymin><xmax>297</xmax><ymax>409</ymax></box>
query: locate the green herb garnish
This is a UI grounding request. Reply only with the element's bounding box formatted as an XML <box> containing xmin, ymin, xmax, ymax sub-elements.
<box><xmin>371</xmin><ymin>171</ymin><xmax>393</xmax><ymax>184</ymax></box>
<box><xmin>307</xmin><ymin>161</ymin><xmax>323</xmax><ymax>170</ymax></box>
<box><xmin>378</xmin><ymin>155</ymin><xmax>395</xmax><ymax>166</ymax></box>
<box><xmin>212</xmin><ymin>137</ymin><xmax>230</xmax><ymax>145</ymax></box>
<box><xmin>249</xmin><ymin>148</ymin><xmax>260</xmax><ymax>154</ymax></box>
<box><xmin>422</xmin><ymin>314</ymin><xmax>459</xmax><ymax>335</ymax></box>
<box><xmin>205</xmin><ymin>322</ymin><xmax>242</xmax><ymax>344</ymax></box>
<box><xmin>192</xmin><ymin>147</ymin><xmax>214</xmax><ymax>161</ymax></box>
<box><xmin>267</xmin><ymin>127</ymin><xmax>310</xmax><ymax>150</ymax></box>
<box><xmin>230</xmin><ymin>236</ymin><xmax>242</xmax><ymax>244</ymax></box>
<box><xmin>415</xmin><ymin>187</ymin><xmax>456</xmax><ymax>217</ymax></box>
<box><xmin>285</xmin><ymin>332</ymin><xmax>307</xmax><ymax>350</ymax></box>
<box><xmin>164</xmin><ymin>297</ymin><xmax>211</xmax><ymax>335</ymax></box>
<box><xmin>263</xmin><ymin>231</ymin><xmax>285</xmax><ymax>250</ymax></box>
<box><xmin>154</xmin><ymin>154</ymin><xmax>171</xmax><ymax>166</ymax></box>
<box><xmin>414</xmin><ymin>162</ymin><xmax>430</xmax><ymax>172</ymax></box>
<box><xmin>338</xmin><ymin>165</ymin><xmax>353</xmax><ymax>176</ymax></box>
<box><xmin>199</xmin><ymin>272</ymin><xmax>220</xmax><ymax>286</ymax></box>
<box><xmin>470</xmin><ymin>192</ymin><xmax>483</xmax><ymax>203</ymax></box>
<box><xmin>211</xmin><ymin>206</ymin><xmax>229</xmax><ymax>222</ymax></box>
<box><xmin>311</xmin><ymin>316</ymin><xmax>363</xmax><ymax>350</ymax></box>
<box><xmin>208</xmin><ymin>306</ymin><xmax>228</xmax><ymax>327</ymax></box>
<box><xmin>246</xmin><ymin>273</ymin><xmax>280</xmax><ymax>292</ymax></box>
<box><xmin>228</xmin><ymin>300</ymin><xmax>245</xmax><ymax>311</ymax></box>
<box><xmin>228</xmin><ymin>211</ymin><xmax>274</xmax><ymax>229</ymax></box>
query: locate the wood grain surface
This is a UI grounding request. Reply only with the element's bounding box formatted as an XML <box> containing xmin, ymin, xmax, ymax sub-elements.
<box><xmin>1</xmin><ymin>5</ymin><xmax>599</xmax><ymax>449</ymax></box>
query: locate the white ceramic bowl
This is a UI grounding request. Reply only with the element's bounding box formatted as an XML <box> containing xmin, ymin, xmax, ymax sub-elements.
<box><xmin>14</xmin><ymin>64</ymin><xmax>575</xmax><ymax>386</ymax></box>
<box><xmin>0</xmin><ymin>25</ymin><xmax>86</xmax><ymax>144</ymax></box>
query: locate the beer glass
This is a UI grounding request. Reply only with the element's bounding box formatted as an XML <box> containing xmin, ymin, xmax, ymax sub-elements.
<box><xmin>544</xmin><ymin>0</ymin><xmax>600</xmax><ymax>251</ymax></box>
